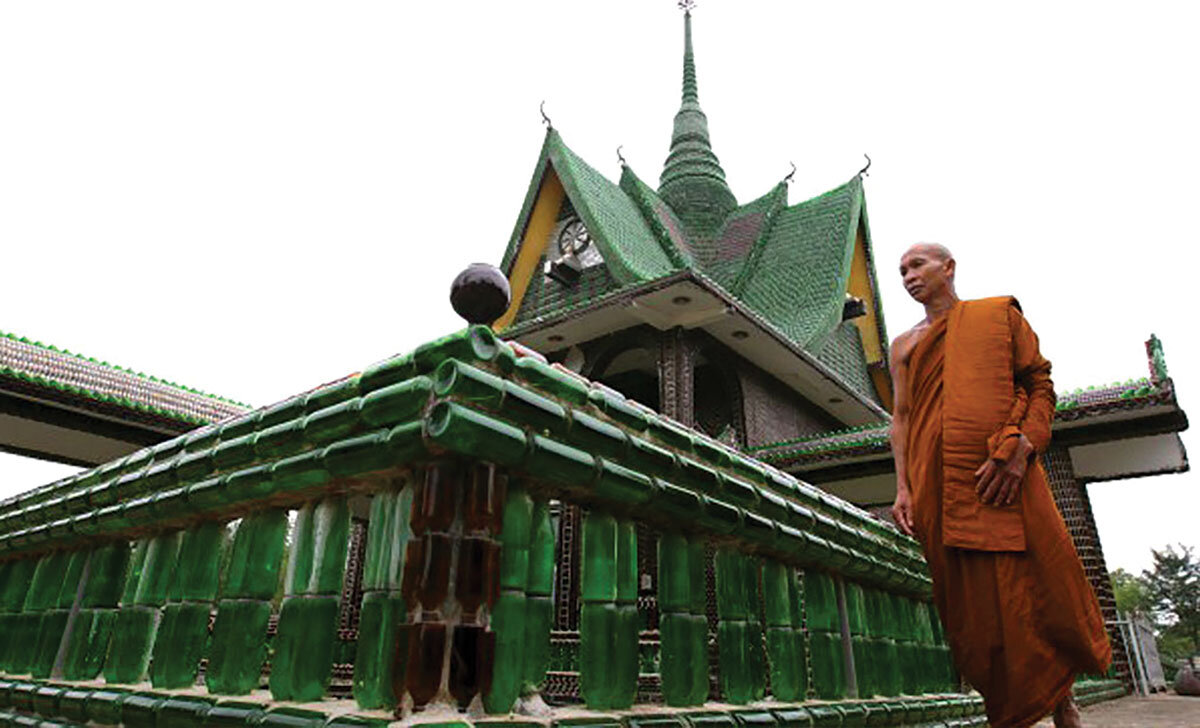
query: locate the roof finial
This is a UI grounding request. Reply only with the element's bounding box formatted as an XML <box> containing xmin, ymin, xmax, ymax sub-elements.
<box><xmin>617</xmin><ymin>145</ymin><xmax>628</xmax><ymax>167</ymax></box>
<box><xmin>858</xmin><ymin>153</ymin><xmax>872</xmax><ymax>177</ymax></box>
<box><xmin>784</xmin><ymin>161</ymin><xmax>797</xmax><ymax>184</ymax></box>
<box><xmin>680</xmin><ymin>3</ymin><xmax>698</xmax><ymax>104</ymax></box>
<box><xmin>540</xmin><ymin>100</ymin><xmax>552</xmax><ymax>130</ymax></box>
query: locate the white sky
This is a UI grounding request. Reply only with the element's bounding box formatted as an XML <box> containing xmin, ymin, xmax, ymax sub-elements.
<box><xmin>0</xmin><ymin>2</ymin><xmax>1195</xmax><ymax>575</ymax></box>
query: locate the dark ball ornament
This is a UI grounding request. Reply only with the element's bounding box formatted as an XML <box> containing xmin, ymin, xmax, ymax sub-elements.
<box><xmin>450</xmin><ymin>263</ymin><xmax>511</xmax><ymax>326</ymax></box>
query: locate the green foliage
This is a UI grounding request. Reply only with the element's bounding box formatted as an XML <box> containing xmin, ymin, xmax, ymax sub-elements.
<box><xmin>1110</xmin><ymin>568</ymin><xmax>1154</xmax><ymax>615</ymax></box>
<box><xmin>1142</xmin><ymin>544</ymin><xmax>1200</xmax><ymax>660</ymax></box>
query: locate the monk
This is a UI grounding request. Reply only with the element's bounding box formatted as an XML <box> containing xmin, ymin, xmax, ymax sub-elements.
<box><xmin>888</xmin><ymin>243</ymin><xmax>1111</xmax><ymax>728</ymax></box>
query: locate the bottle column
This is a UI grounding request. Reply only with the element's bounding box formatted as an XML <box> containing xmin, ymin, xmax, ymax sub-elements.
<box><xmin>0</xmin><ymin>557</ymin><xmax>38</xmax><ymax>671</ymax></box>
<box><xmin>715</xmin><ymin>547</ymin><xmax>765</xmax><ymax>704</ymax></box>
<box><xmin>612</xmin><ymin>518</ymin><xmax>639</xmax><ymax>709</ymax></box>
<box><xmin>207</xmin><ymin>509</ymin><xmax>289</xmax><ymax>695</ymax></box>
<box><xmin>578</xmin><ymin>510</ymin><xmax>618</xmax><ymax>709</ymax></box>
<box><xmin>61</xmin><ymin>543</ymin><xmax>130</xmax><ymax>679</ymax></box>
<box><xmin>270</xmin><ymin>496</ymin><xmax>351</xmax><ymax>702</ymax></box>
<box><xmin>30</xmin><ymin>549</ymin><xmax>87</xmax><ymax>678</ymax></box>
<box><xmin>844</xmin><ymin>582</ymin><xmax>872</xmax><ymax>698</ymax></box>
<box><xmin>657</xmin><ymin>532</ymin><xmax>707</xmax><ymax>707</ymax></box>
<box><xmin>483</xmin><ymin>483</ymin><xmax>532</xmax><ymax>713</ymax></box>
<box><xmin>399</xmin><ymin>461</ymin><xmax>503</xmax><ymax>713</ymax></box>
<box><xmin>484</xmin><ymin>484</ymin><xmax>554</xmax><ymax>714</ymax></box>
<box><xmin>521</xmin><ymin>498</ymin><xmax>555</xmax><ymax>697</ymax></box>
<box><xmin>762</xmin><ymin>560</ymin><xmax>805</xmax><ymax>702</ymax></box>
<box><xmin>803</xmin><ymin>569</ymin><xmax>845</xmax><ymax>699</ymax></box>
<box><xmin>105</xmin><ymin>533</ymin><xmax>181</xmax><ymax>683</ymax></box>
<box><xmin>151</xmin><ymin>522</ymin><xmax>224</xmax><ymax>688</ymax></box>
<box><xmin>912</xmin><ymin>600</ymin><xmax>937</xmax><ymax>694</ymax></box>
<box><xmin>352</xmin><ymin>479</ymin><xmax>414</xmax><ymax>710</ymax></box>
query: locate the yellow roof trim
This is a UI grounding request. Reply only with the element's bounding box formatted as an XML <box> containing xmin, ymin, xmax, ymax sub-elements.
<box><xmin>494</xmin><ymin>166</ymin><xmax>566</xmax><ymax>332</ymax></box>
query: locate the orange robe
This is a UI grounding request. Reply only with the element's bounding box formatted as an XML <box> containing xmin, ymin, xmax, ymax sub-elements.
<box><xmin>905</xmin><ymin>297</ymin><xmax>1111</xmax><ymax>728</ymax></box>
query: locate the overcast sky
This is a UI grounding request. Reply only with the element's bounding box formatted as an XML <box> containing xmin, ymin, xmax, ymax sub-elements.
<box><xmin>1</xmin><ymin>2</ymin><xmax>1195</xmax><ymax>575</ymax></box>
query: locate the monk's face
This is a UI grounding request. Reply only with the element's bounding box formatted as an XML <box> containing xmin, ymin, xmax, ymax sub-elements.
<box><xmin>899</xmin><ymin>245</ymin><xmax>955</xmax><ymax>304</ymax></box>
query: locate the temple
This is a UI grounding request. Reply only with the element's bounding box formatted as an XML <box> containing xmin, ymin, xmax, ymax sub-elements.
<box><xmin>0</xmin><ymin>7</ymin><xmax>1184</xmax><ymax>728</ymax></box>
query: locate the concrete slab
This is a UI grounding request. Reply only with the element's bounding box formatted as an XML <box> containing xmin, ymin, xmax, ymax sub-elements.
<box><xmin>1034</xmin><ymin>693</ymin><xmax>1198</xmax><ymax>727</ymax></box>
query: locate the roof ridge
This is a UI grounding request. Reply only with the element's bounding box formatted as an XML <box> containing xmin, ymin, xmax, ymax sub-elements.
<box><xmin>802</xmin><ymin>177</ymin><xmax>865</xmax><ymax>351</ymax></box>
<box><xmin>729</xmin><ymin>182</ymin><xmax>789</xmax><ymax>297</ymax></box>
<box><xmin>619</xmin><ymin>165</ymin><xmax>691</xmax><ymax>269</ymax></box>
<box><xmin>499</xmin><ymin>129</ymin><xmax>558</xmax><ymax>274</ymax></box>
<box><xmin>0</xmin><ymin>329</ymin><xmax>250</xmax><ymax>408</ymax></box>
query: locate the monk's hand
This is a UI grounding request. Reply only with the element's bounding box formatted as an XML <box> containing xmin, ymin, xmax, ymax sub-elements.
<box><xmin>892</xmin><ymin>483</ymin><xmax>916</xmax><ymax>537</ymax></box>
<box><xmin>975</xmin><ymin>435</ymin><xmax>1034</xmax><ymax>505</ymax></box>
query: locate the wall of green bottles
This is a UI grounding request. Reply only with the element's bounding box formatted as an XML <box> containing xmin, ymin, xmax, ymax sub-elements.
<box><xmin>0</xmin><ymin>325</ymin><xmax>1025</xmax><ymax>725</ymax></box>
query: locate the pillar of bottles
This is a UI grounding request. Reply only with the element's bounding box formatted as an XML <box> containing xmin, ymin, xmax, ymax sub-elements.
<box><xmin>656</xmin><ymin>532</ymin><xmax>707</xmax><ymax>707</ymax></box>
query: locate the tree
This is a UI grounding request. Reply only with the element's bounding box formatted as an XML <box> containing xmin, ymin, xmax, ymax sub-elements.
<box><xmin>1142</xmin><ymin>544</ymin><xmax>1200</xmax><ymax>664</ymax></box>
<box><xmin>1110</xmin><ymin>568</ymin><xmax>1154</xmax><ymax>615</ymax></box>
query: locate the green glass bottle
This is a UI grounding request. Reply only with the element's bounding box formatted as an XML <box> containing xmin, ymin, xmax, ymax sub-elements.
<box><xmin>809</xmin><ymin>629</ymin><xmax>845</xmax><ymax>700</ymax></box>
<box><xmin>579</xmin><ymin>601</ymin><xmax>616</xmax><ymax>709</ymax></box>
<box><xmin>30</xmin><ymin>609</ymin><xmax>70</xmax><ymax>678</ymax></box>
<box><xmin>767</xmin><ymin>625</ymin><xmax>801</xmax><ymax>701</ymax></box>
<box><xmin>60</xmin><ymin>607</ymin><xmax>117</xmax><ymax>680</ymax></box>
<box><xmin>521</xmin><ymin>594</ymin><xmax>554</xmax><ymax>692</ymax></box>
<box><xmin>286</xmin><ymin>497</ymin><xmax>350</xmax><ymax>597</ymax></box>
<box><xmin>150</xmin><ymin>602</ymin><xmax>211</xmax><ymax>689</ymax></box>
<box><xmin>352</xmin><ymin>591</ymin><xmax>405</xmax><ymax>710</ymax></box>
<box><xmin>612</xmin><ymin>602</ymin><xmax>639</xmax><ymax>709</ymax></box>
<box><xmin>658</xmin><ymin>612</ymin><xmax>692</xmax><ymax>707</ymax></box>
<box><xmin>483</xmin><ymin>589</ymin><xmax>525</xmax><ymax>714</ymax></box>
<box><xmin>803</xmin><ymin>570</ymin><xmax>839</xmax><ymax>633</ymax></box>
<box><xmin>687</xmin><ymin>612</ymin><xmax>710</xmax><ymax>706</ymax></box>
<box><xmin>361</xmin><ymin>484</ymin><xmax>414</xmax><ymax>593</ymax></box>
<box><xmin>206</xmin><ymin>599</ymin><xmax>273</xmax><ymax>695</ymax></box>
<box><xmin>718</xmin><ymin>619</ymin><xmax>752</xmax><ymax>704</ymax></box>
<box><xmin>270</xmin><ymin>595</ymin><xmax>340</xmax><ymax>702</ymax></box>
<box><xmin>103</xmin><ymin>605</ymin><xmax>159</xmax><ymax>683</ymax></box>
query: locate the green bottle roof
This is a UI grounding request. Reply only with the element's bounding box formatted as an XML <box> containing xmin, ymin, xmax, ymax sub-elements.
<box><xmin>499</xmin><ymin>11</ymin><xmax>891</xmax><ymax>412</ymax></box>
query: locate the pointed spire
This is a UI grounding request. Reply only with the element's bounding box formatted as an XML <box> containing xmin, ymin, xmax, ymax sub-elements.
<box><xmin>681</xmin><ymin>7</ymin><xmax>699</xmax><ymax>105</ymax></box>
<box><xmin>659</xmin><ymin>7</ymin><xmax>736</xmax><ymax>233</ymax></box>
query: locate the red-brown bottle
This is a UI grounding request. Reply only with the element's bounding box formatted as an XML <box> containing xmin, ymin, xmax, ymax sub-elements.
<box><xmin>405</xmin><ymin>621</ymin><xmax>447</xmax><ymax>710</ymax></box>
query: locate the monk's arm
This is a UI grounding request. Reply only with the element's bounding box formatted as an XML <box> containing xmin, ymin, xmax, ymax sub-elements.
<box><xmin>977</xmin><ymin>306</ymin><xmax>1054</xmax><ymax>505</ymax></box>
<box><xmin>985</xmin><ymin>307</ymin><xmax>1054</xmax><ymax>465</ymax></box>
<box><xmin>1011</xmin><ymin>305</ymin><xmax>1056</xmax><ymax>454</ymax></box>
<box><xmin>888</xmin><ymin>338</ymin><xmax>915</xmax><ymax>535</ymax></box>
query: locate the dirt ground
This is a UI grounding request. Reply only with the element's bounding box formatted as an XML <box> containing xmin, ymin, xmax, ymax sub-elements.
<box><xmin>1032</xmin><ymin>693</ymin><xmax>1199</xmax><ymax>727</ymax></box>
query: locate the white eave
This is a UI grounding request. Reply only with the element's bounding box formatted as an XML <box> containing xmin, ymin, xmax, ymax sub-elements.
<box><xmin>507</xmin><ymin>272</ymin><xmax>889</xmax><ymax>427</ymax></box>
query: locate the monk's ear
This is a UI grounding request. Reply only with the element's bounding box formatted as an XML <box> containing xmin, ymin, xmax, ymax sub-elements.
<box><xmin>944</xmin><ymin>256</ymin><xmax>956</xmax><ymax>280</ymax></box>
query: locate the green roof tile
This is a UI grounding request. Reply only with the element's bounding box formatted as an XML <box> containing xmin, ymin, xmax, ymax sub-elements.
<box><xmin>501</xmin><ymin>13</ymin><xmax>886</xmax><ymax>412</ymax></box>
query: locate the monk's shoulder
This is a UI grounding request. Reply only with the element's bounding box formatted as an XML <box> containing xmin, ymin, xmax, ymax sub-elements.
<box><xmin>891</xmin><ymin>323</ymin><xmax>925</xmax><ymax>366</ymax></box>
<box><xmin>966</xmin><ymin>295</ymin><xmax>1022</xmax><ymax>313</ymax></box>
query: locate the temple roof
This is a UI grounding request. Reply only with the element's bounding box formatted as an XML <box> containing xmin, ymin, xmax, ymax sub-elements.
<box><xmin>0</xmin><ymin>331</ymin><xmax>248</xmax><ymax>424</ymax></box>
<box><xmin>0</xmin><ymin>330</ymin><xmax>250</xmax><ymax>465</ymax></box>
<box><xmin>752</xmin><ymin>335</ymin><xmax>1189</xmax><ymax>487</ymax></box>
<box><xmin>497</xmin><ymin>12</ymin><xmax>889</xmax><ymax>416</ymax></box>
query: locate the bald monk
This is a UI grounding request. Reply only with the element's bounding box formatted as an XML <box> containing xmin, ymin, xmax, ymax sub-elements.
<box><xmin>888</xmin><ymin>244</ymin><xmax>1111</xmax><ymax>728</ymax></box>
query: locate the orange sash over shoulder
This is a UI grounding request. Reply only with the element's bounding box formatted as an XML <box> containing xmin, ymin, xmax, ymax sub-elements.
<box><xmin>942</xmin><ymin>296</ymin><xmax>1025</xmax><ymax>551</ymax></box>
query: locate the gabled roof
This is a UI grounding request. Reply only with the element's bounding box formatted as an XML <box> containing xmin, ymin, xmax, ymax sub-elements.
<box><xmin>0</xmin><ymin>330</ymin><xmax>251</xmax><ymax>466</ymax></box>
<box><xmin>500</xmin><ymin>134</ymin><xmax>885</xmax><ymax>410</ymax></box>
<box><xmin>734</xmin><ymin>177</ymin><xmax>864</xmax><ymax>350</ymax></box>
<box><xmin>499</xmin><ymin>131</ymin><xmax>677</xmax><ymax>288</ymax></box>
<box><xmin>496</xmin><ymin>11</ymin><xmax>891</xmax><ymax>417</ymax></box>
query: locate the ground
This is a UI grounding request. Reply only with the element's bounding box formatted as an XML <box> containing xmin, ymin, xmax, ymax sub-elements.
<box><xmin>1033</xmin><ymin>693</ymin><xmax>1198</xmax><ymax>727</ymax></box>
